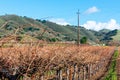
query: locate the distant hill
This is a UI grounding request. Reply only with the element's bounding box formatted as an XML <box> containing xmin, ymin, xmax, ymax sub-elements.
<box><xmin>0</xmin><ymin>14</ymin><xmax>57</xmax><ymax>41</ymax></box>
<box><xmin>111</xmin><ymin>30</ymin><xmax>120</xmax><ymax>41</ymax></box>
<box><xmin>41</xmin><ymin>21</ymin><xmax>98</xmax><ymax>41</ymax></box>
<box><xmin>91</xmin><ymin>29</ymin><xmax>111</xmax><ymax>40</ymax></box>
<box><xmin>0</xmin><ymin>14</ymin><xmax>119</xmax><ymax>45</ymax></box>
<box><xmin>101</xmin><ymin>29</ymin><xmax>117</xmax><ymax>41</ymax></box>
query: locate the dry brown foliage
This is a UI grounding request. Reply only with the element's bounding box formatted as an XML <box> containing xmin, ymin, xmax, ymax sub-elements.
<box><xmin>0</xmin><ymin>43</ymin><xmax>115</xmax><ymax>80</ymax></box>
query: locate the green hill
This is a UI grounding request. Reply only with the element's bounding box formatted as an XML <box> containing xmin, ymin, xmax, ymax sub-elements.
<box><xmin>111</xmin><ymin>30</ymin><xmax>120</xmax><ymax>41</ymax></box>
<box><xmin>0</xmin><ymin>14</ymin><xmax>57</xmax><ymax>41</ymax></box>
<box><xmin>0</xmin><ymin>14</ymin><xmax>119</xmax><ymax>45</ymax></box>
<box><xmin>41</xmin><ymin>21</ymin><xmax>98</xmax><ymax>41</ymax></box>
<box><xmin>101</xmin><ymin>29</ymin><xmax>117</xmax><ymax>41</ymax></box>
<box><xmin>0</xmin><ymin>14</ymin><xmax>98</xmax><ymax>42</ymax></box>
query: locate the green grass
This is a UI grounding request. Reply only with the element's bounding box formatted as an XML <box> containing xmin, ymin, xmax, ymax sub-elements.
<box><xmin>112</xmin><ymin>30</ymin><xmax>120</xmax><ymax>41</ymax></box>
<box><xmin>104</xmin><ymin>50</ymin><xmax>119</xmax><ymax>80</ymax></box>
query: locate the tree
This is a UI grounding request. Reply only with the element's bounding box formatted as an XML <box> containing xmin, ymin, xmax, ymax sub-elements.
<box><xmin>49</xmin><ymin>38</ymin><xmax>59</xmax><ymax>42</ymax></box>
<box><xmin>41</xmin><ymin>20</ymin><xmax>46</xmax><ymax>23</ymax></box>
<box><xmin>80</xmin><ymin>37</ymin><xmax>87</xmax><ymax>44</ymax></box>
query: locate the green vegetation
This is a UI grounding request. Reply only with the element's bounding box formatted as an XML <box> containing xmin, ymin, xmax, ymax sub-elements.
<box><xmin>80</xmin><ymin>36</ymin><xmax>87</xmax><ymax>44</ymax></box>
<box><xmin>49</xmin><ymin>38</ymin><xmax>59</xmax><ymax>42</ymax></box>
<box><xmin>102</xmin><ymin>29</ymin><xmax>117</xmax><ymax>41</ymax></box>
<box><xmin>104</xmin><ymin>50</ymin><xmax>119</xmax><ymax>80</ymax></box>
<box><xmin>0</xmin><ymin>15</ymin><xmax>98</xmax><ymax>43</ymax></box>
<box><xmin>23</xmin><ymin>27</ymin><xmax>40</xmax><ymax>32</ymax></box>
<box><xmin>93</xmin><ymin>29</ymin><xmax>110</xmax><ymax>40</ymax></box>
<box><xmin>0</xmin><ymin>14</ymin><xmax>120</xmax><ymax>44</ymax></box>
<box><xmin>42</xmin><ymin>21</ymin><xmax>98</xmax><ymax>42</ymax></box>
<box><xmin>112</xmin><ymin>30</ymin><xmax>120</xmax><ymax>40</ymax></box>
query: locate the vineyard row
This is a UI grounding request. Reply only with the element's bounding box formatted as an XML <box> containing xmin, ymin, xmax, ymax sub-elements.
<box><xmin>0</xmin><ymin>45</ymin><xmax>115</xmax><ymax>80</ymax></box>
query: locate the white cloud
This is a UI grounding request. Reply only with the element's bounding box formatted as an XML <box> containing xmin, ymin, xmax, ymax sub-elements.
<box><xmin>49</xmin><ymin>18</ymin><xmax>70</xmax><ymax>25</ymax></box>
<box><xmin>84</xmin><ymin>6</ymin><xmax>100</xmax><ymax>14</ymax></box>
<box><xmin>82</xmin><ymin>19</ymin><xmax>120</xmax><ymax>31</ymax></box>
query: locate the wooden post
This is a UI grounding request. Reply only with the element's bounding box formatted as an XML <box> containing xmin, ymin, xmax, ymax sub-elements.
<box><xmin>69</xmin><ymin>67</ymin><xmax>72</xmax><ymax>80</ymax></box>
<box><xmin>87</xmin><ymin>64</ymin><xmax>92</xmax><ymax>80</ymax></box>
<box><xmin>56</xmin><ymin>68</ymin><xmax>62</xmax><ymax>80</ymax></box>
<box><xmin>78</xmin><ymin>67</ymin><xmax>81</xmax><ymax>80</ymax></box>
<box><xmin>66</xmin><ymin>67</ymin><xmax>69</xmax><ymax>80</ymax></box>
<box><xmin>77</xmin><ymin>10</ymin><xmax>80</xmax><ymax>46</ymax></box>
<box><xmin>83</xmin><ymin>66</ymin><xmax>86</xmax><ymax>80</ymax></box>
<box><xmin>40</xmin><ymin>75</ymin><xmax>44</xmax><ymax>80</ymax></box>
<box><xmin>86</xmin><ymin>65</ymin><xmax>89</xmax><ymax>79</ymax></box>
<box><xmin>59</xmin><ymin>69</ymin><xmax>62</xmax><ymax>80</ymax></box>
<box><xmin>88</xmin><ymin>64</ymin><xmax>92</xmax><ymax>80</ymax></box>
<box><xmin>56</xmin><ymin>70</ymin><xmax>59</xmax><ymax>80</ymax></box>
<box><xmin>90</xmin><ymin>64</ymin><xmax>93</xmax><ymax>76</ymax></box>
<box><xmin>73</xmin><ymin>64</ymin><xmax>77</xmax><ymax>80</ymax></box>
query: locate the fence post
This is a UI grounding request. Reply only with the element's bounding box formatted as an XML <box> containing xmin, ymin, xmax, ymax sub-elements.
<box><xmin>83</xmin><ymin>65</ymin><xmax>86</xmax><ymax>80</ymax></box>
<box><xmin>40</xmin><ymin>75</ymin><xmax>44</xmax><ymax>80</ymax></box>
<box><xmin>56</xmin><ymin>68</ymin><xmax>62</xmax><ymax>80</ymax></box>
<box><xmin>59</xmin><ymin>68</ymin><xmax>62</xmax><ymax>80</ymax></box>
<box><xmin>87</xmin><ymin>63</ymin><xmax>92</xmax><ymax>80</ymax></box>
<box><xmin>78</xmin><ymin>67</ymin><xmax>81</xmax><ymax>80</ymax></box>
<box><xmin>56</xmin><ymin>69</ymin><xmax>59</xmax><ymax>80</ymax></box>
<box><xmin>73</xmin><ymin>64</ymin><xmax>77</xmax><ymax>80</ymax></box>
<box><xmin>69</xmin><ymin>66</ymin><xmax>72</xmax><ymax>80</ymax></box>
<box><xmin>66</xmin><ymin>67</ymin><xmax>69</xmax><ymax>80</ymax></box>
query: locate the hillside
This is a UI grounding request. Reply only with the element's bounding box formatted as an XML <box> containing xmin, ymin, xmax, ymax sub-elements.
<box><xmin>0</xmin><ymin>14</ymin><xmax>119</xmax><ymax>45</ymax></box>
<box><xmin>112</xmin><ymin>30</ymin><xmax>120</xmax><ymax>41</ymax></box>
<box><xmin>101</xmin><ymin>29</ymin><xmax>117</xmax><ymax>41</ymax></box>
<box><xmin>0</xmin><ymin>14</ymin><xmax>99</xmax><ymax>42</ymax></box>
<box><xmin>0</xmin><ymin>14</ymin><xmax>58</xmax><ymax>41</ymax></box>
<box><xmin>41</xmin><ymin>21</ymin><xmax>98</xmax><ymax>41</ymax></box>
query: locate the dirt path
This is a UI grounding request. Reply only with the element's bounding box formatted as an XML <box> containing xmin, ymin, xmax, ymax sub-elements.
<box><xmin>117</xmin><ymin>53</ymin><xmax>120</xmax><ymax>80</ymax></box>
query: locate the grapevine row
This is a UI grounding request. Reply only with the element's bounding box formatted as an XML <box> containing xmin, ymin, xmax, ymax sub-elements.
<box><xmin>0</xmin><ymin>44</ymin><xmax>115</xmax><ymax>80</ymax></box>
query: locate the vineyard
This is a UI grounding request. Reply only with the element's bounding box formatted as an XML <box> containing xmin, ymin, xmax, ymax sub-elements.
<box><xmin>0</xmin><ymin>42</ymin><xmax>116</xmax><ymax>80</ymax></box>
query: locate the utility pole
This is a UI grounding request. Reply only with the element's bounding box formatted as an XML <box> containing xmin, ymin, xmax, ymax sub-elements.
<box><xmin>77</xmin><ymin>10</ymin><xmax>80</xmax><ymax>46</ymax></box>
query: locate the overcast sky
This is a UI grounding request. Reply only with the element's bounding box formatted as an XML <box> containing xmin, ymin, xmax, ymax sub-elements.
<box><xmin>0</xmin><ymin>0</ymin><xmax>120</xmax><ymax>31</ymax></box>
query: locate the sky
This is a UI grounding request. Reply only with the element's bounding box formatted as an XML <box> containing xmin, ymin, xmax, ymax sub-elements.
<box><xmin>0</xmin><ymin>0</ymin><xmax>120</xmax><ymax>31</ymax></box>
